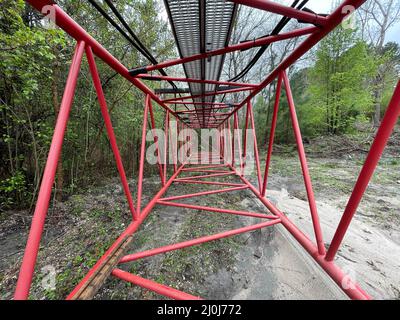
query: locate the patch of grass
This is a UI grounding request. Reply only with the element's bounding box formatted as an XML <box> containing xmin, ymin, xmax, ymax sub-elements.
<box><xmin>125</xmin><ymin>204</ymin><xmax>243</xmax><ymax>300</ymax></box>
<box><xmin>70</xmin><ymin>194</ymin><xmax>85</xmax><ymax>216</ymax></box>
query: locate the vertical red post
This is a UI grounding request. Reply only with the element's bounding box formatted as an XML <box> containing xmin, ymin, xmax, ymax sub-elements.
<box><xmin>171</xmin><ymin>117</ymin><xmax>177</xmax><ymax>173</ymax></box>
<box><xmin>234</xmin><ymin>112</ymin><xmax>244</xmax><ymax>174</ymax></box>
<box><xmin>242</xmin><ymin>105</ymin><xmax>250</xmax><ymax>167</ymax></box>
<box><xmin>262</xmin><ymin>73</ymin><xmax>283</xmax><ymax>197</ymax></box>
<box><xmin>86</xmin><ymin>46</ymin><xmax>137</xmax><ymax>220</ymax></box>
<box><xmin>14</xmin><ymin>41</ymin><xmax>85</xmax><ymax>300</ymax></box>
<box><xmin>148</xmin><ymin>99</ymin><xmax>166</xmax><ymax>186</ymax></box>
<box><xmin>220</xmin><ymin>125</ymin><xmax>224</xmax><ymax>159</ymax></box>
<box><xmin>187</xmin><ymin>125</ymin><xmax>191</xmax><ymax>161</ymax></box>
<box><xmin>282</xmin><ymin>70</ymin><xmax>325</xmax><ymax>256</ymax></box>
<box><xmin>189</xmin><ymin>127</ymin><xmax>193</xmax><ymax>159</ymax></box>
<box><xmin>187</xmin><ymin>125</ymin><xmax>191</xmax><ymax>160</ymax></box>
<box><xmin>164</xmin><ymin>111</ymin><xmax>170</xmax><ymax>180</ymax></box>
<box><xmin>222</xmin><ymin>123</ymin><xmax>226</xmax><ymax>159</ymax></box>
<box><xmin>248</xmin><ymin>102</ymin><xmax>263</xmax><ymax>192</ymax></box>
<box><xmin>179</xmin><ymin>121</ymin><xmax>183</xmax><ymax>164</ymax></box>
<box><xmin>326</xmin><ymin>80</ymin><xmax>400</xmax><ymax>261</ymax></box>
<box><xmin>136</xmin><ymin>95</ymin><xmax>150</xmax><ymax>215</ymax></box>
<box><xmin>229</xmin><ymin>117</ymin><xmax>234</xmax><ymax>166</ymax></box>
<box><xmin>225</xmin><ymin>120</ymin><xmax>232</xmax><ymax>165</ymax></box>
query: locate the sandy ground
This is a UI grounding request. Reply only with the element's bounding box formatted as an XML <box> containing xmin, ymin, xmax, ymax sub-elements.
<box><xmin>267</xmin><ymin>188</ymin><xmax>400</xmax><ymax>299</ymax></box>
<box><xmin>262</xmin><ymin>152</ymin><xmax>400</xmax><ymax>299</ymax></box>
<box><xmin>1</xmin><ymin>150</ymin><xmax>399</xmax><ymax>300</ymax></box>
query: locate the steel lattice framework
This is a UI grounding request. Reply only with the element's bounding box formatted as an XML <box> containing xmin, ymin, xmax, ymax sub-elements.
<box><xmin>14</xmin><ymin>0</ymin><xmax>400</xmax><ymax>300</ymax></box>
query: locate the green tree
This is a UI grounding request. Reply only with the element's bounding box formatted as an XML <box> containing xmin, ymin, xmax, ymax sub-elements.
<box><xmin>306</xmin><ymin>26</ymin><xmax>378</xmax><ymax>135</ymax></box>
<box><xmin>0</xmin><ymin>0</ymin><xmax>175</xmax><ymax>212</ymax></box>
<box><xmin>0</xmin><ymin>0</ymin><xmax>66</xmax><ymax>209</ymax></box>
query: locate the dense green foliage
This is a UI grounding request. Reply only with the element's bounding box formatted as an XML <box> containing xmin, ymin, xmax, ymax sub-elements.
<box><xmin>255</xmin><ymin>25</ymin><xmax>399</xmax><ymax>144</ymax></box>
<box><xmin>0</xmin><ymin>0</ymin><xmax>173</xmax><ymax>211</ymax></box>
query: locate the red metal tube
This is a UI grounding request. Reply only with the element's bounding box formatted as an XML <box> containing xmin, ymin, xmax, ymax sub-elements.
<box><xmin>136</xmin><ymin>26</ymin><xmax>317</xmax><ymax>74</ymax></box>
<box><xmin>228</xmin><ymin>0</ymin><xmax>328</xmax><ymax>26</ymax></box>
<box><xmin>230</xmin><ymin>117</ymin><xmax>235</xmax><ymax>167</ymax></box>
<box><xmin>283</xmin><ymin>71</ymin><xmax>325</xmax><ymax>256</ymax></box>
<box><xmin>178</xmin><ymin>109</ymin><xmax>228</xmax><ymax>117</ymax></box>
<box><xmin>177</xmin><ymin>121</ymin><xmax>180</xmax><ymax>164</ymax></box>
<box><xmin>112</xmin><ymin>269</ymin><xmax>202</xmax><ymax>300</ymax></box>
<box><xmin>67</xmin><ymin>163</ymin><xmax>187</xmax><ymax>299</ymax></box>
<box><xmin>220</xmin><ymin>0</ymin><xmax>368</xmax><ymax>124</ymax></box>
<box><xmin>148</xmin><ymin>97</ymin><xmax>165</xmax><ymax>186</ymax></box>
<box><xmin>163</xmin><ymin>87</ymin><xmax>254</xmax><ymax>103</ymax></box>
<box><xmin>157</xmin><ymin>200</ymin><xmax>279</xmax><ymax>221</ymax></box>
<box><xmin>219</xmin><ymin>126</ymin><xmax>223</xmax><ymax>159</ymax></box>
<box><xmin>174</xmin><ymin>171</ymin><xmax>235</xmax><ymax>181</ymax></box>
<box><xmin>204</xmin><ymin>113</ymin><xmax>232</xmax><ymax>117</ymax></box>
<box><xmin>120</xmin><ymin>219</ymin><xmax>280</xmax><ymax>264</ymax></box>
<box><xmin>136</xmin><ymin>95</ymin><xmax>150</xmax><ymax>215</ymax></box>
<box><xmin>183</xmin><ymin>126</ymin><xmax>188</xmax><ymax>161</ymax></box>
<box><xmin>137</xmin><ymin>74</ymin><xmax>258</xmax><ymax>88</ymax></box>
<box><xmin>14</xmin><ymin>41</ymin><xmax>85</xmax><ymax>300</ymax></box>
<box><xmin>163</xmin><ymin>111</ymin><xmax>170</xmax><ymax>181</ymax></box>
<box><xmin>224</xmin><ymin>120</ymin><xmax>232</xmax><ymax>164</ymax></box>
<box><xmin>174</xmin><ymin>180</ymin><xmax>245</xmax><ymax>187</ymax></box>
<box><xmin>234</xmin><ymin>112</ymin><xmax>244</xmax><ymax>174</ymax></box>
<box><xmin>242</xmin><ymin>104</ymin><xmax>250</xmax><ymax>164</ymax></box>
<box><xmin>248</xmin><ymin>102</ymin><xmax>262</xmax><ymax>192</ymax></box>
<box><xmin>174</xmin><ymin>102</ymin><xmax>236</xmax><ymax>108</ymax></box>
<box><xmin>159</xmin><ymin>185</ymin><xmax>249</xmax><ymax>202</ymax></box>
<box><xmin>170</xmin><ymin>115</ymin><xmax>177</xmax><ymax>173</ymax></box>
<box><xmin>181</xmin><ymin>164</ymin><xmax>227</xmax><ymax>171</ymax></box>
<box><xmin>25</xmin><ymin>0</ymin><xmax>179</xmax><ymax>119</ymax></box>
<box><xmin>262</xmin><ymin>73</ymin><xmax>283</xmax><ymax>197</ymax></box>
<box><xmin>228</xmin><ymin>163</ymin><xmax>370</xmax><ymax>300</ymax></box>
<box><xmin>22</xmin><ymin>0</ymin><xmax>374</xmax><ymax>301</ymax></box>
<box><xmin>182</xmin><ymin>169</ymin><xmax>233</xmax><ymax>173</ymax></box>
<box><xmin>221</xmin><ymin>123</ymin><xmax>225</xmax><ymax>159</ymax></box>
<box><xmin>86</xmin><ymin>46</ymin><xmax>137</xmax><ymax>220</ymax></box>
<box><xmin>326</xmin><ymin>80</ymin><xmax>400</xmax><ymax>261</ymax></box>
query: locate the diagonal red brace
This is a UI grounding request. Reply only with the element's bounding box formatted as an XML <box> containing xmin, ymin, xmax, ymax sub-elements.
<box><xmin>119</xmin><ymin>219</ymin><xmax>281</xmax><ymax>264</ymax></box>
<box><xmin>14</xmin><ymin>41</ymin><xmax>86</xmax><ymax>300</ymax></box>
<box><xmin>112</xmin><ymin>269</ymin><xmax>202</xmax><ymax>300</ymax></box>
<box><xmin>159</xmin><ymin>185</ymin><xmax>249</xmax><ymax>202</ymax></box>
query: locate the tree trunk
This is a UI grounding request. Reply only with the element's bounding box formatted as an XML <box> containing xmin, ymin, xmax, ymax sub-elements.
<box><xmin>373</xmin><ymin>75</ymin><xmax>384</xmax><ymax>127</ymax></box>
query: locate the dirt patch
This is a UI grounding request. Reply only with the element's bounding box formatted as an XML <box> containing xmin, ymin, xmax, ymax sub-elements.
<box><xmin>262</xmin><ymin>132</ymin><xmax>400</xmax><ymax>299</ymax></box>
<box><xmin>1</xmin><ymin>132</ymin><xmax>399</xmax><ymax>300</ymax></box>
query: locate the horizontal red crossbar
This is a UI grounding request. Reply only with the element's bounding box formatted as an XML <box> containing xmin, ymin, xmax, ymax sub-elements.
<box><xmin>137</xmin><ymin>74</ymin><xmax>258</xmax><ymax>88</ymax></box>
<box><xmin>156</xmin><ymin>200</ymin><xmax>278</xmax><ymax>220</ymax></box>
<box><xmin>159</xmin><ymin>185</ymin><xmax>249</xmax><ymax>202</ymax></box>
<box><xmin>174</xmin><ymin>172</ymin><xmax>234</xmax><ymax>181</ymax></box>
<box><xmin>181</xmin><ymin>164</ymin><xmax>227</xmax><ymax>170</ymax></box>
<box><xmin>112</xmin><ymin>269</ymin><xmax>202</xmax><ymax>300</ymax></box>
<box><xmin>174</xmin><ymin>102</ymin><xmax>237</xmax><ymax>107</ymax></box>
<box><xmin>191</xmin><ymin>156</ymin><xmax>222</xmax><ymax>159</ymax></box>
<box><xmin>181</xmin><ymin>169</ymin><xmax>231</xmax><ymax>173</ymax></box>
<box><xmin>221</xmin><ymin>0</ymin><xmax>368</xmax><ymax>124</ymax></box>
<box><xmin>173</xmin><ymin>180</ymin><xmax>245</xmax><ymax>187</ymax></box>
<box><xmin>228</xmin><ymin>0</ymin><xmax>328</xmax><ymax>26</ymax></box>
<box><xmin>119</xmin><ymin>219</ymin><xmax>281</xmax><ymax>264</ymax></box>
<box><xmin>163</xmin><ymin>87</ymin><xmax>254</xmax><ymax>103</ymax></box>
<box><xmin>177</xmin><ymin>109</ymin><xmax>231</xmax><ymax>115</ymax></box>
<box><xmin>135</xmin><ymin>26</ymin><xmax>318</xmax><ymax>74</ymax></box>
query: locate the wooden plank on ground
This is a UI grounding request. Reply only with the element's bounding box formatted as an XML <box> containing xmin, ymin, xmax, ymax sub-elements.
<box><xmin>69</xmin><ymin>234</ymin><xmax>133</xmax><ymax>300</ymax></box>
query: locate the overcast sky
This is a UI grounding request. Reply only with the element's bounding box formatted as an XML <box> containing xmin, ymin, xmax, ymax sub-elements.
<box><xmin>301</xmin><ymin>0</ymin><xmax>400</xmax><ymax>44</ymax></box>
<box><xmin>160</xmin><ymin>1</ymin><xmax>400</xmax><ymax>45</ymax></box>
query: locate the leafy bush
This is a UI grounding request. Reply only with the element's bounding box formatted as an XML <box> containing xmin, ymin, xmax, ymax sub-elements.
<box><xmin>0</xmin><ymin>170</ymin><xmax>28</xmax><ymax>210</ymax></box>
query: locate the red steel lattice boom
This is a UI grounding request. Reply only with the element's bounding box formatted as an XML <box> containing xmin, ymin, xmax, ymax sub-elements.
<box><xmin>13</xmin><ymin>0</ymin><xmax>400</xmax><ymax>300</ymax></box>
